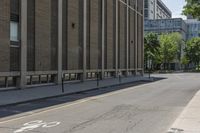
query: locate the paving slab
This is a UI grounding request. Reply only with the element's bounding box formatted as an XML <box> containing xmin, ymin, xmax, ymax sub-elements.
<box><xmin>168</xmin><ymin>90</ymin><xmax>200</xmax><ymax>133</ymax></box>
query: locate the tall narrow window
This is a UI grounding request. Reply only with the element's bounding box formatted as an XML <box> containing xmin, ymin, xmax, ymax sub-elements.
<box><xmin>10</xmin><ymin>21</ymin><xmax>19</xmax><ymax>42</ymax></box>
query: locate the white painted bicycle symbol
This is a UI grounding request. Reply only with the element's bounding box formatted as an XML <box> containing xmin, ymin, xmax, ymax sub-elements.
<box><xmin>14</xmin><ymin>120</ymin><xmax>61</xmax><ymax>133</ymax></box>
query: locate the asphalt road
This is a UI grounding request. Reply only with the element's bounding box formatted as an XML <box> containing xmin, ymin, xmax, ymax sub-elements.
<box><xmin>0</xmin><ymin>73</ymin><xmax>200</xmax><ymax>133</ymax></box>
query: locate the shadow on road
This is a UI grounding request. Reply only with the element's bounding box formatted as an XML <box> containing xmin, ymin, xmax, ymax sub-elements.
<box><xmin>0</xmin><ymin>77</ymin><xmax>166</xmax><ymax>120</ymax></box>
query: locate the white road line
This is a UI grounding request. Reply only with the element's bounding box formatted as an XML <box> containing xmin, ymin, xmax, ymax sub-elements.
<box><xmin>0</xmin><ymin>80</ymin><xmax>162</xmax><ymax>124</ymax></box>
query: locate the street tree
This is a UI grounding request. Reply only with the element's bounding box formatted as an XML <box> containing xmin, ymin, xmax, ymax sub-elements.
<box><xmin>185</xmin><ymin>37</ymin><xmax>200</xmax><ymax>70</ymax></box>
<box><xmin>144</xmin><ymin>33</ymin><xmax>160</xmax><ymax>70</ymax></box>
<box><xmin>159</xmin><ymin>33</ymin><xmax>182</xmax><ymax>70</ymax></box>
<box><xmin>183</xmin><ymin>0</ymin><xmax>200</xmax><ymax>19</ymax></box>
<box><xmin>181</xmin><ymin>56</ymin><xmax>190</xmax><ymax>70</ymax></box>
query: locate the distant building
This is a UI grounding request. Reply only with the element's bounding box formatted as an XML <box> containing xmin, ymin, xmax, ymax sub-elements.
<box><xmin>185</xmin><ymin>19</ymin><xmax>200</xmax><ymax>40</ymax></box>
<box><xmin>144</xmin><ymin>18</ymin><xmax>187</xmax><ymax>41</ymax></box>
<box><xmin>144</xmin><ymin>0</ymin><xmax>172</xmax><ymax>20</ymax></box>
<box><xmin>144</xmin><ymin>18</ymin><xmax>187</xmax><ymax>70</ymax></box>
<box><xmin>187</xmin><ymin>15</ymin><xmax>193</xmax><ymax>20</ymax></box>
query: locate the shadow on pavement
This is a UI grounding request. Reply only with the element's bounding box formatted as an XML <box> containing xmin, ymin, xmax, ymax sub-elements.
<box><xmin>0</xmin><ymin>77</ymin><xmax>166</xmax><ymax>119</ymax></box>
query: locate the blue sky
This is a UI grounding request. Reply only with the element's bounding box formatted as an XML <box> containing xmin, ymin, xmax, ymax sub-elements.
<box><xmin>162</xmin><ymin>0</ymin><xmax>187</xmax><ymax>19</ymax></box>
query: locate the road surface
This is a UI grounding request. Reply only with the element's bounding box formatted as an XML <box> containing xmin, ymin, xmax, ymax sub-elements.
<box><xmin>0</xmin><ymin>73</ymin><xmax>200</xmax><ymax>133</ymax></box>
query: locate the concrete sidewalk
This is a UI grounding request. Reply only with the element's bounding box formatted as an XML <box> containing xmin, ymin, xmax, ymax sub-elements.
<box><xmin>168</xmin><ymin>90</ymin><xmax>200</xmax><ymax>133</ymax></box>
<box><xmin>0</xmin><ymin>76</ymin><xmax>151</xmax><ymax>107</ymax></box>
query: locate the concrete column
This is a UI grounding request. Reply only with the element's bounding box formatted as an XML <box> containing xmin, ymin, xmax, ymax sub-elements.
<box><xmin>57</xmin><ymin>0</ymin><xmax>63</xmax><ymax>84</ymax></box>
<box><xmin>101</xmin><ymin>0</ymin><xmax>105</xmax><ymax>79</ymax></box>
<box><xmin>115</xmin><ymin>0</ymin><xmax>119</xmax><ymax>77</ymax></box>
<box><xmin>126</xmin><ymin>0</ymin><xmax>130</xmax><ymax>76</ymax></box>
<box><xmin>135</xmin><ymin>0</ymin><xmax>138</xmax><ymax>75</ymax></box>
<box><xmin>142</xmin><ymin>0</ymin><xmax>144</xmax><ymax>76</ymax></box>
<box><xmin>83</xmin><ymin>0</ymin><xmax>87</xmax><ymax>81</ymax></box>
<box><xmin>20</xmin><ymin>0</ymin><xmax>28</xmax><ymax>88</ymax></box>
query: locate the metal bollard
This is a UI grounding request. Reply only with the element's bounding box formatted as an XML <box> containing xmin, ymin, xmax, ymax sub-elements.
<box><xmin>119</xmin><ymin>74</ymin><xmax>122</xmax><ymax>83</ymax></box>
<box><xmin>62</xmin><ymin>76</ymin><xmax>64</xmax><ymax>93</ymax></box>
<box><xmin>97</xmin><ymin>72</ymin><xmax>99</xmax><ymax>87</ymax></box>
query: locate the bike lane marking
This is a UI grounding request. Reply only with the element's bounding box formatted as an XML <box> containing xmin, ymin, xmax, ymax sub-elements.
<box><xmin>14</xmin><ymin>120</ymin><xmax>61</xmax><ymax>133</ymax></box>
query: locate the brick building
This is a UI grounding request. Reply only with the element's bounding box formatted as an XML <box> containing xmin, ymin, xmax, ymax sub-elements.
<box><xmin>0</xmin><ymin>0</ymin><xmax>144</xmax><ymax>88</ymax></box>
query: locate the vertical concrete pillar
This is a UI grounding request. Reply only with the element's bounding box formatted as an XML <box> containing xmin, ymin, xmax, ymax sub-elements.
<box><xmin>57</xmin><ymin>0</ymin><xmax>63</xmax><ymax>84</ymax></box>
<box><xmin>115</xmin><ymin>0</ymin><xmax>119</xmax><ymax>77</ymax></box>
<box><xmin>83</xmin><ymin>0</ymin><xmax>87</xmax><ymax>81</ymax></box>
<box><xmin>126</xmin><ymin>0</ymin><xmax>130</xmax><ymax>76</ymax></box>
<box><xmin>101</xmin><ymin>0</ymin><xmax>105</xmax><ymax>79</ymax></box>
<box><xmin>142</xmin><ymin>0</ymin><xmax>144</xmax><ymax>76</ymax></box>
<box><xmin>135</xmin><ymin>0</ymin><xmax>138</xmax><ymax>75</ymax></box>
<box><xmin>20</xmin><ymin>0</ymin><xmax>28</xmax><ymax>88</ymax></box>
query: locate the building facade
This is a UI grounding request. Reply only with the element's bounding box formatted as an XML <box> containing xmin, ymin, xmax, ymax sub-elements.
<box><xmin>0</xmin><ymin>0</ymin><xmax>144</xmax><ymax>88</ymax></box>
<box><xmin>144</xmin><ymin>0</ymin><xmax>171</xmax><ymax>20</ymax></box>
<box><xmin>145</xmin><ymin>18</ymin><xmax>187</xmax><ymax>41</ymax></box>
<box><xmin>185</xmin><ymin>19</ymin><xmax>200</xmax><ymax>40</ymax></box>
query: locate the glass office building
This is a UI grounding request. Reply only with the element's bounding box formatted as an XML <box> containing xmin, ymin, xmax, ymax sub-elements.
<box><xmin>145</xmin><ymin>18</ymin><xmax>187</xmax><ymax>41</ymax></box>
<box><xmin>185</xmin><ymin>19</ymin><xmax>200</xmax><ymax>40</ymax></box>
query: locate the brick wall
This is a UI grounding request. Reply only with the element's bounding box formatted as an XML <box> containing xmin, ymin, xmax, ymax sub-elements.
<box><xmin>119</xmin><ymin>2</ymin><xmax>126</xmax><ymax>69</ymax></box>
<box><xmin>0</xmin><ymin>0</ymin><xmax>10</xmax><ymax>72</ymax></box>
<box><xmin>51</xmin><ymin>0</ymin><xmax>58</xmax><ymax>70</ymax></box>
<box><xmin>67</xmin><ymin>0</ymin><xmax>81</xmax><ymax>70</ymax></box>
<box><xmin>88</xmin><ymin>0</ymin><xmax>101</xmax><ymax>70</ymax></box>
<box><xmin>27</xmin><ymin>0</ymin><xmax>35</xmax><ymax>71</ymax></box>
<box><xmin>35</xmin><ymin>0</ymin><xmax>51</xmax><ymax>71</ymax></box>
<box><xmin>105</xmin><ymin>0</ymin><xmax>115</xmax><ymax>69</ymax></box>
<box><xmin>0</xmin><ymin>0</ymin><xmax>144</xmax><ymax>76</ymax></box>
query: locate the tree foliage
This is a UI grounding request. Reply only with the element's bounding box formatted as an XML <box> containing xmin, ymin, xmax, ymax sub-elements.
<box><xmin>183</xmin><ymin>0</ymin><xmax>200</xmax><ymax>19</ymax></box>
<box><xmin>181</xmin><ymin>56</ymin><xmax>190</xmax><ymax>70</ymax></box>
<box><xmin>144</xmin><ymin>33</ymin><xmax>160</xmax><ymax>69</ymax></box>
<box><xmin>144</xmin><ymin>32</ymin><xmax>184</xmax><ymax>70</ymax></box>
<box><xmin>159</xmin><ymin>33</ymin><xmax>182</xmax><ymax>70</ymax></box>
<box><xmin>185</xmin><ymin>37</ymin><xmax>200</xmax><ymax>70</ymax></box>
<box><xmin>181</xmin><ymin>56</ymin><xmax>189</xmax><ymax>65</ymax></box>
